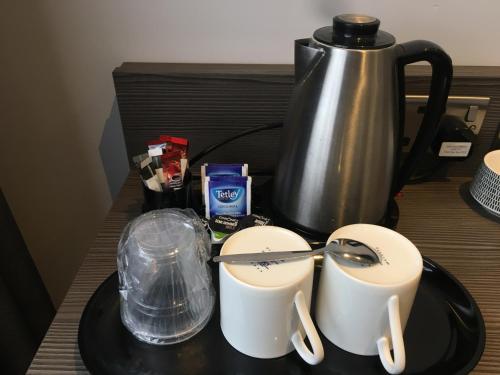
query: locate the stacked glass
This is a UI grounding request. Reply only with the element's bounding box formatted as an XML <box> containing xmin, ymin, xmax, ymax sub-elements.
<box><xmin>117</xmin><ymin>209</ymin><xmax>215</xmax><ymax>345</ymax></box>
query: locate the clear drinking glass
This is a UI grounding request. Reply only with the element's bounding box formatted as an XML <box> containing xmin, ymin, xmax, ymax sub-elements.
<box><xmin>117</xmin><ymin>208</ymin><xmax>215</xmax><ymax>345</ymax></box>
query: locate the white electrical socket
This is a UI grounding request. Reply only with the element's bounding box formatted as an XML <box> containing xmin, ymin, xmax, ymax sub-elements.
<box><xmin>403</xmin><ymin>95</ymin><xmax>490</xmax><ymax>152</ymax></box>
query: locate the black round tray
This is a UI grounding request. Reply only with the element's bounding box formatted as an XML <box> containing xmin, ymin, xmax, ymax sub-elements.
<box><xmin>78</xmin><ymin>258</ymin><xmax>485</xmax><ymax>375</ymax></box>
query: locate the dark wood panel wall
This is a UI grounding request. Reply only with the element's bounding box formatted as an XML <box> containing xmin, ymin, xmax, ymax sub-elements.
<box><xmin>113</xmin><ymin>63</ymin><xmax>500</xmax><ymax>177</ymax></box>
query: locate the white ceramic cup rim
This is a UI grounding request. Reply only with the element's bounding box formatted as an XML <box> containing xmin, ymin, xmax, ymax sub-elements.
<box><xmin>220</xmin><ymin>226</ymin><xmax>313</xmax><ymax>291</ymax></box>
<box><xmin>326</xmin><ymin>229</ymin><xmax>423</xmax><ymax>289</ymax></box>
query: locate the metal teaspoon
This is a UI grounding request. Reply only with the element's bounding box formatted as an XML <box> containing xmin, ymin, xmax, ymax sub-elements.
<box><xmin>212</xmin><ymin>238</ymin><xmax>380</xmax><ymax>266</ymax></box>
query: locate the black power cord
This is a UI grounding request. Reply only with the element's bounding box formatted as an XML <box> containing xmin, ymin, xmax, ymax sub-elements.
<box><xmin>189</xmin><ymin>122</ymin><xmax>283</xmax><ymax>166</ymax></box>
<box><xmin>407</xmin><ymin>114</ymin><xmax>476</xmax><ymax>184</ymax></box>
<box><xmin>189</xmin><ymin>118</ymin><xmax>469</xmax><ymax>185</ymax></box>
<box><xmin>406</xmin><ymin>157</ymin><xmax>446</xmax><ymax>184</ymax></box>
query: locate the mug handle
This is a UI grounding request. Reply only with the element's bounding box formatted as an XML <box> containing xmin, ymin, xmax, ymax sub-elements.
<box><xmin>291</xmin><ymin>290</ymin><xmax>324</xmax><ymax>365</ymax></box>
<box><xmin>376</xmin><ymin>295</ymin><xmax>406</xmax><ymax>374</ymax></box>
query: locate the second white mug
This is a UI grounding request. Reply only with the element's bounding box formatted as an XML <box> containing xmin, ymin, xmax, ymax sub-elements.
<box><xmin>316</xmin><ymin>224</ymin><xmax>423</xmax><ymax>374</ymax></box>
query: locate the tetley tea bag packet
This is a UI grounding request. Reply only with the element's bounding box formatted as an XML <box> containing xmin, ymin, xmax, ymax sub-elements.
<box><xmin>204</xmin><ymin>176</ymin><xmax>252</xmax><ymax>218</ymax></box>
<box><xmin>201</xmin><ymin>163</ymin><xmax>248</xmax><ymax>195</ymax></box>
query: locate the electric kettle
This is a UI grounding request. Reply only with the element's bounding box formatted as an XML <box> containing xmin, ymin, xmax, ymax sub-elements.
<box><xmin>273</xmin><ymin>14</ymin><xmax>452</xmax><ymax>234</ymax></box>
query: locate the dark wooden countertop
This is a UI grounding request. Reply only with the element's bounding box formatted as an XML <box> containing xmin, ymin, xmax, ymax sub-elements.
<box><xmin>28</xmin><ymin>175</ymin><xmax>500</xmax><ymax>374</ymax></box>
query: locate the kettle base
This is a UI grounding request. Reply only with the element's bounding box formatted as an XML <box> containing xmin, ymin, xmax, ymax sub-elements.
<box><xmin>270</xmin><ymin>199</ymin><xmax>399</xmax><ymax>242</ymax></box>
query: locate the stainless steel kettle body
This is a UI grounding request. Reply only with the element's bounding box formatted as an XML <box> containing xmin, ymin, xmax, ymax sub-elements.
<box><xmin>273</xmin><ymin>15</ymin><xmax>452</xmax><ymax>234</ymax></box>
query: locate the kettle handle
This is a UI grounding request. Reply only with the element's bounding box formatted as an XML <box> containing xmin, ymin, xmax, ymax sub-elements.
<box><xmin>393</xmin><ymin>40</ymin><xmax>453</xmax><ymax>194</ymax></box>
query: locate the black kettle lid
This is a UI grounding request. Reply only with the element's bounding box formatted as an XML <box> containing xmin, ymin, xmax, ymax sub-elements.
<box><xmin>313</xmin><ymin>14</ymin><xmax>395</xmax><ymax>49</ymax></box>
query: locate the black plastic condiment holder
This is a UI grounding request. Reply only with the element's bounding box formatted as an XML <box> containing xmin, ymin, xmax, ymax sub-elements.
<box><xmin>142</xmin><ymin>169</ymin><xmax>193</xmax><ymax>212</ymax></box>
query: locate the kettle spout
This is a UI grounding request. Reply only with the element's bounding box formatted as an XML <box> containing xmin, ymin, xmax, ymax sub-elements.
<box><xmin>294</xmin><ymin>38</ymin><xmax>324</xmax><ymax>83</ymax></box>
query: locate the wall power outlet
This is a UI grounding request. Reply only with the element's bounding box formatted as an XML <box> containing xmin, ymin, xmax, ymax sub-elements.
<box><xmin>403</xmin><ymin>95</ymin><xmax>490</xmax><ymax>153</ymax></box>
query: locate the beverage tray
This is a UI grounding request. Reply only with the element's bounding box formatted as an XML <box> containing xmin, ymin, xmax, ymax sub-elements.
<box><xmin>78</xmin><ymin>257</ymin><xmax>485</xmax><ymax>375</ymax></box>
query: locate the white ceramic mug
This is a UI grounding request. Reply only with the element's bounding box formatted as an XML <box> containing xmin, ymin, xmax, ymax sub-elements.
<box><xmin>316</xmin><ymin>224</ymin><xmax>423</xmax><ymax>374</ymax></box>
<box><xmin>219</xmin><ymin>226</ymin><xmax>324</xmax><ymax>365</ymax></box>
